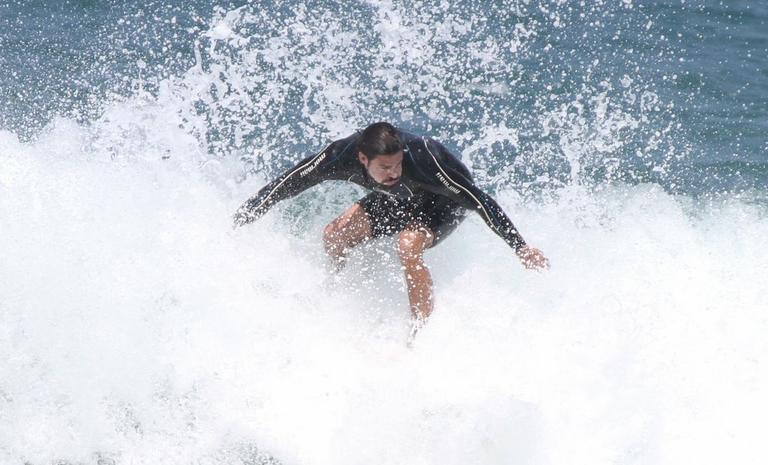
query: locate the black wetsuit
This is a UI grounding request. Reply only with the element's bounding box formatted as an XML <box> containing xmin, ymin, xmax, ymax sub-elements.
<box><xmin>234</xmin><ymin>129</ymin><xmax>527</xmax><ymax>251</ymax></box>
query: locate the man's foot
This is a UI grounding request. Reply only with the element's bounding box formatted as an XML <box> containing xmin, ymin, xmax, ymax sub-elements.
<box><xmin>406</xmin><ymin>315</ymin><xmax>427</xmax><ymax>348</ymax></box>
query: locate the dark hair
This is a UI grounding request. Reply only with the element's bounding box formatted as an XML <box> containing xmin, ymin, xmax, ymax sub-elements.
<box><xmin>357</xmin><ymin>122</ymin><xmax>403</xmax><ymax>159</ymax></box>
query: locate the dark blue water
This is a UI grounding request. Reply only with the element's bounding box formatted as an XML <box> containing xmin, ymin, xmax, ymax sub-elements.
<box><xmin>1</xmin><ymin>0</ymin><xmax>766</xmax><ymax>196</ymax></box>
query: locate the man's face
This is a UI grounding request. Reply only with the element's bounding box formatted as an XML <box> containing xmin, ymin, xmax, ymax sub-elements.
<box><xmin>358</xmin><ymin>151</ymin><xmax>403</xmax><ymax>186</ymax></box>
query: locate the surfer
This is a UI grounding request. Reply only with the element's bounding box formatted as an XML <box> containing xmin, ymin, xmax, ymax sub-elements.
<box><xmin>234</xmin><ymin>122</ymin><xmax>548</xmax><ymax>338</ymax></box>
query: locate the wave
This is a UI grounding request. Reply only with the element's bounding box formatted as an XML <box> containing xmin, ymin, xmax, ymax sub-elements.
<box><xmin>2</xmin><ymin>1</ymin><xmax>768</xmax><ymax>464</ymax></box>
<box><xmin>2</xmin><ymin>115</ymin><xmax>768</xmax><ymax>464</ymax></box>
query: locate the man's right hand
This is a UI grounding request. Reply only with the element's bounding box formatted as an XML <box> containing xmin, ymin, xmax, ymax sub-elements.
<box><xmin>517</xmin><ymin>245</ymin><xmax>550</xmax><ymax>270</ymax></box>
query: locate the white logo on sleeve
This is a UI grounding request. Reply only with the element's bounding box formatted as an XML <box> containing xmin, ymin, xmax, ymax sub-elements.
<box><xmin>300</xmin><ymin>153</ymin><xmax>327</xmax><ymax>177</ymax></box>
<box><xmin>435</xmin><ymin>171</ymin><xmax>461</xmax><ymax>194</ymax></box>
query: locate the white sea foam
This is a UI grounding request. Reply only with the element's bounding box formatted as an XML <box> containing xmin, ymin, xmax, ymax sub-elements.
<box><xmin>2</xmin><ymin>109</ymin><xmax>768</xmax><ymax>465</ymax></box>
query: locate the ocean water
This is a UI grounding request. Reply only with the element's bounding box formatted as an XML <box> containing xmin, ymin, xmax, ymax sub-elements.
<box><xmin>1</xmin><ymin>1</ymin><xmax>767</xmax><ymax>464</ymax></box>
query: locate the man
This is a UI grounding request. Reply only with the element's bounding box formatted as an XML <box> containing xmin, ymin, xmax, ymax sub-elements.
<box><xmin>234</xmin><ymin>122</ymin><xmax>548</xmax><ymax>336</ymax></box>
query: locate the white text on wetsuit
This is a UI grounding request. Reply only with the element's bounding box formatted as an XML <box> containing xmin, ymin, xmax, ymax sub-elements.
<box><xmin>300</xmin><ymin>153</ymin><xmax>327</xmax><ymax>177</ymax></box>
<box><xmin>435</xmin><ymin>171</ymin><xmax>461</xmax><ymax>194</ymax></box>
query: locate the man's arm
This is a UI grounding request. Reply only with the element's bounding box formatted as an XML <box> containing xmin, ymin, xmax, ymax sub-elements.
<box><xmin>233</xmin><ymin>143</ymin><xmax>333</xmax><ymax>227</ymax></box>
<box><xmin>422</xmin><ymin>138</ymin><xmax>548</xmax><ymax>268</ymax></box>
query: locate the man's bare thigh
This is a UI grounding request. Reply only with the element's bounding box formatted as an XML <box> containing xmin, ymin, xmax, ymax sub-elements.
<box><xmin>324</xmin><ymin>203</ymin><xmax>373</xmax><ymax>247</ymax></box>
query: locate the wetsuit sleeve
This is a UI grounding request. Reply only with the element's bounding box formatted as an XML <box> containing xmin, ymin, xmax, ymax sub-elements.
<box><xmin>424</xmin><ymin>141</ymin><xmax>527</xmax><ymax>252</ymax></box>
<box><xmin>233</xmin><ymin>143</ymin><xmax>334</xmax><ymax>227</ymax></box>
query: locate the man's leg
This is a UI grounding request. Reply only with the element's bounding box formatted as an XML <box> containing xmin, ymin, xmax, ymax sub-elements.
<box><xmin>397</xmin><ymin>225</ymin><xmax>435</xmax><ymax>322</ymax></box>
<box><xmin>323</xmin><ymin>203</ymin><xmax>373</xmax><ymax>270</ymax></box>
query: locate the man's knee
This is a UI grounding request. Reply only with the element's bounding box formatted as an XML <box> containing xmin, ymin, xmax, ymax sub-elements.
<box><xmin>397</xmin><ymin>229</ymin><xmax>431</xmax><ymax>265</ymax></box>
<box><xmin>323</xmin><ymin>221</ymin><xmax>338</xmax><ymax>244</ymax></box>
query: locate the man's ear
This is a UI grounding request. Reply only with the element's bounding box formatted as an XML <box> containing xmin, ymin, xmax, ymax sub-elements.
<box><xmin>357</xmin><ymin>152</ymin><xmax>369</xmax><ymax>167</ymax></box>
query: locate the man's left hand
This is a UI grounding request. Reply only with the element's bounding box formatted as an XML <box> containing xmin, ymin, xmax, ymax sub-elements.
<box><xmin>517</xmin><ymin>246</ymin><xmax>550</xmax><ymax>270</ymax></box>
